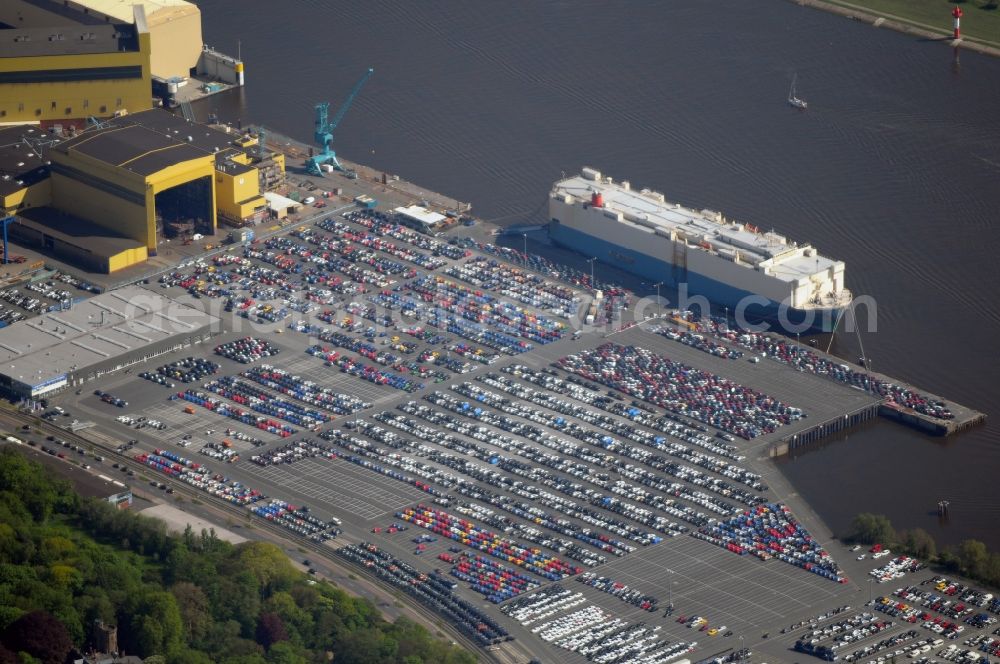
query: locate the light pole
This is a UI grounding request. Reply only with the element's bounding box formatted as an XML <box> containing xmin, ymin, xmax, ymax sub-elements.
<box><xmin>739</xmin><ymin>635</ymin><xmax>745</xmax><ymax>664</ymax></box>
<box><xmin>587</xmin><ymin>257</ymin><xmax>597</xmax><ymax>289</ymax></box>
<box><xmin>868</xmin><ymin>578</ymin><xmax>874</xmax><ymax>605</ymax></box>
<box><xmin>522</xmin><ymin>233</ymin><xmax>527</xmax><ymax>260</ymax></box>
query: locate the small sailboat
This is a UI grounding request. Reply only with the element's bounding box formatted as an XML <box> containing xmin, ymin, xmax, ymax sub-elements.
<box><xmin>788</xmin><ymin>74</ymin><xmax>808</xmax><ymax>110</ymax></box>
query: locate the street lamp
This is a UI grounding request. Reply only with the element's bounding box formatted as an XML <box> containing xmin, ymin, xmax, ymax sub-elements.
<box><xmin>739</xmin><ymin>635</ymin><xmax>745</xmax><ymax>664</ymax></box>
<box><xmin>868</xmin><ymin>578</ymin><xmax>874</xmax><ymax>604</ymax></box>
<box><xmin>521</xmin><ymin>233</ymin><xmax>527</xmax><ymax>260</ymax></box>
<box><xmin>586</xmin><ymin>257</ymin><xmax>597</xmax><ymax>288</ymax></box>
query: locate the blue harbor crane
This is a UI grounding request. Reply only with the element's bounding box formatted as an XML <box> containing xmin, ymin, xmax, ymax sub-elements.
<box><xmin>307</xmin><ymin>67</ymin><xmax>374</xmax><ymax>176</ymax></box>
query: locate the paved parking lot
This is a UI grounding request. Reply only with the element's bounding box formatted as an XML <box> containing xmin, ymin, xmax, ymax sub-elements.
<box><xmin>44</xmin><ymin>208</ymin><xmax>952</xmax><ymax>664</ymax></box>
<box><xmin>251</xmin><ymin>458</ymin><xmax>423</xmax><ymax>522</ymax></box>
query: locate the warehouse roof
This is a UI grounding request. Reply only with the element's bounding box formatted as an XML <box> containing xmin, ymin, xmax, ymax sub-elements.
<box><xmin>0</xmin><ymin>23</ymin><xmax>139</xmax><ymax>58</ymax></box>
<box><xmin>115</xmin><ymin>108</ymin><xmax>240</xmax><ymax>155</ymax></box>
<box><xmin>394</xmin><ymin>205</ymin><xmax>445</xmax><ymax>227</ymax></box>
<box><xmin>52</xmin><ymin>124</ymin><xmax>210</xmax><ymax>176</ymax></box>
<box><xmin>0</xmin><ymin>126</ymin><xmax>49</xmax><ymax>198</ymax></box>
<box><xmin>67</xmin><ymin>0</ymin><xmax>198</xmax><ymax>27</ymax></box>
<box><xmin>18</xmin><ymin>207</ymin><xmax>144</xmax><ymax>257</ymax></box>
<box><xmin>264</xmin><ymin>192</ymin><xmax>301</xmax><ymax>212</ymax></box>
<box><xmin>0</xmin><ymin>286</ymin><xmax>218</xmax><ymax>390</ymax></box>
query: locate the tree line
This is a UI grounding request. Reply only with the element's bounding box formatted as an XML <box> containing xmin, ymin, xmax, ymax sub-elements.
<box><xmin>0</xmin><ymin>448</ymin><xmax>477</xmax><ymax>664</ymax></box>
<box><xmin>846</xmin><ymin>512</ymin><xmax>1000</xmax><ymax>589</ymax></box>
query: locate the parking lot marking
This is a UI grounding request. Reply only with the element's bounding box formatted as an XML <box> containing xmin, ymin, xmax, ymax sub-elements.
<box><xmin>250</xmin><ymin>457</ymin><xmax>422</xmax><ymax>521</ymax></box>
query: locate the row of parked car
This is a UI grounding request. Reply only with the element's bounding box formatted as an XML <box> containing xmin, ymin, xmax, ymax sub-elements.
<box><xmin>685</xmin><ymin>313</ymin><xmax>955</xmax><ymax>420</ymax></box>
<box><xmin>698</xmin><ymin>502</ymin><xmax>846</xmax><ymax>582</ymax></box>
<box><xmin>443</xmin><ymin>256</ymin><xmax>581</xmax><ymax>318</ymax></box>
<box><xmin>214</xmin><ymin>337</ymin><xmax>281</xmax><ymax>364</ymax></box>
<box><xmin>320</xmin><ymin>430</ymin><xmax>449</xmax><ymax>498</ymax></box>
<box><xmin>336</xmin><ymin>542</ymin><xmax>509</xmax><ymax>646</ymax></box>
<box><xmin>157</xmin><ymin>357</ymin><xmax>221</xmax><ymax>383</ymax></box>
<box><xmin>363</xmin><ymin>408</ymin><xmax>655</xmax><ymax>554</ymax></box>
<box><xmin>94</xmin><ymin>389</ymin><xmax>127</xmax><ymax>408</ymax></box>
<box><xmin>503</xmin><ymin>364</ymin><xmax>750</xmax><ymax>463</ymax></box>
<box><xmin>576</xmin><ymin>572</ymin><xmax>659</xmax><ymax>612</ymax></box>
<box><xmin>558</xmin><ymin>342</ymin><xmax>803</xmax><ymax>440</ymax></box>
<box><xmin>465</xmin><ymin>374</ymin><xmax>765</xmax><ymax>504</ymax></box>
<box><xmin>0</xmin><ymin>304</ymin><xmax>26</xmax><ymax>325</ymax></box>
<box><xmin>426</xmin><ymin>386</ymin><xmax>739</xmax><ymax>524</ymax></box>
<box><xmin>394</xmin><ymin>400</ymin><xmax>685</xmax><ymax>540</ymax></box>
<box><xmin>0</xmin><ymin>288</ymin><xmax>49</xmax><ymax>314</ymax></box>
<box><xmin>249</xmin><ymin>439</ymin><xmax>337</xmax><ymax>467</ymax></box>
<box><xmin>500</xmin><ymin>585</ymin><xmax>695</xmax><ymax>664</ymax></box>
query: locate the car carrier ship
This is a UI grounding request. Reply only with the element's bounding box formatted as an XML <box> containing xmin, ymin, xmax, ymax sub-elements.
<box><xmin>548</xmin><ymin>168</ymin><xmax>851</xmax><ymax>333</ymax></box>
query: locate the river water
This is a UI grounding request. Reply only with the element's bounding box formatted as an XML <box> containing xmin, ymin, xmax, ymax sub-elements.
<box><xmin>196</xmin><ymin>0</ymin><xmax>1000</xmax><ymax>549</ymax></box>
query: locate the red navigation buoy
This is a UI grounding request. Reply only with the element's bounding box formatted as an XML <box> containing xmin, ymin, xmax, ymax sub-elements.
<box><xmin>952</xmin><ymin>6</ymin><xmax>963</xmax><ymax>39</ymax></box>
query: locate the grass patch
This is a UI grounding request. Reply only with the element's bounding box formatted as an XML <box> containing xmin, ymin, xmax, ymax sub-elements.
<box><xmin>832</xmin><ymin>0</ymin><xmax>1000</xmax><ymax>43</ymax></box>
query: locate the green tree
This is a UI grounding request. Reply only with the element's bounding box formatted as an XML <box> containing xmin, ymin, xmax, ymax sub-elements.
<box><xmin>899</xmin><ymin>528</ymin><xmax>936</xmax><ymax>560</ymax></box>
<box><xmin>236</xmin><ymin>542</ymin><xmax>298</xmax><ymax>598</ymax></box>
<box><xmin>265</xmin><ymin>641</ymin><xmax>307</xmax><ymax>664</ymax></box>
<box><xmin>958</xmin><ymin>539</ymin><xmax>989</xmax><ymax>577</ymax></box>
<box><xmin>0</xmin><ymin>448</ymin><xmax>481</xmax><ymax>663</ymax></box>
<box><xmin>220</xmin><ymin>656</ymin><xmax>268</xmax><ymax>664</ymax></box>
<box><xmin>171</xmin><ymin>581</ymin><xmax>210</xmax><ymax>643</ymax></box>
<box><xmin>846</xmin><ymin>513</ymin><xmax>896</xmax><ymax>545</ymax></box>
<box><xmin>165</xmin><ymin>648</ymin><xmax>214</xmax><ymax>664</ymax></box>
<box><xmin>130</xmin><ymin>591</ymin><xmax>184</xmax><ymax>657</ymax></box>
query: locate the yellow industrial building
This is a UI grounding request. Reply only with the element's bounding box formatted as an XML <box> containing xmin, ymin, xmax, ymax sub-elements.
<box><xmin>0</xmin><ymin>0</ymin><xmax>243</xmax><ymax>127</ymax></box>
<box><xmin>0</xmin><ymin>4</ymin><xmax>153</xmax><ymax>126</ymax></box>
<box><xmin>1</xmin><ymin>110</ymin><xmax>283</xmax><ymax>273</ymax></box>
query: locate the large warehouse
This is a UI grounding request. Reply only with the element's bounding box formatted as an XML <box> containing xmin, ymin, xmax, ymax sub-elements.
<box><xmin>1</xmin><ymin>108</ymin><xmax>281</xmax><ymax>272</ymax></box>
<box><xmin>48</xmin><ymin>115</ymin><xmax>220</xmax><ymax>253</ymax></box>
<box><xmin>0</xmin><ymin>0</ymin><xmax>243</xmax><ymax>126</ymax></box>
<box><xmin>0</xmin><ymin>285</ymin><xmax>219</xmax><ymax>399</ymax></box>
<box><xmin>0</xmin><ymin>4</ymin><xmax>153</xmax><ymax>126</ymax></box>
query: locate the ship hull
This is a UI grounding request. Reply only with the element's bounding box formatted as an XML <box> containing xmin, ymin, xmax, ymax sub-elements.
<box><xmin>550</xmin><ymin>222</ymin><xmax>844</xmax><ymax>334</ymax></box>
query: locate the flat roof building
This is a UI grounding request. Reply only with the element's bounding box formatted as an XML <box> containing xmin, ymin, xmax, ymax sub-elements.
<box><xmin>11</xmin><ymin>207</ymin><xmax>147</xmax><ymax>273</ymax></box>
<box><xmin>0</xmin><ymin>125</ymin><xmax>50</xmax><ymax>216</ymax></box>
<box><xmin>1</xmin><ymin>109</ymin><xmax>283</xmax><ymax>272</ymax></box>
<box><xmin>0</xmin><ymin>285</ymin><xmax>219</xmax><ymax>398</ymax></box>
<box><xmin>395</xmin><ymin>205</ymin><xmax>445</xmax><ymax>231</ymax></box>
<box><xmin>48</xmin><ymin>112</ymin><xmax>219</xmax><ymax>259</ymax></box>
<box><xmin>0</xmin><ymin>0</ymin><xmax>243</xmax><ymax>125</ymax></box>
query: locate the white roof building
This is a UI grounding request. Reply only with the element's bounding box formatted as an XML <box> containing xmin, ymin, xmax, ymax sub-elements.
<box><xmin>394</xmin><ymin>205</ymin><xmax>445</xmax><ymax>228</ymax></box>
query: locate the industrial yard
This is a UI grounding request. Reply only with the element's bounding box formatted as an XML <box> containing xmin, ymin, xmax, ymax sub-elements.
<box><xmin>9</xmin><ymin>201</ymin><xmax>985</xmax><ymax>664</ymax></box>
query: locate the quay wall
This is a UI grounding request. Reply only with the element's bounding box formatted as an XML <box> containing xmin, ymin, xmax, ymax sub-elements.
<box><xmin>770</xmin><ymin>402</ymin><xmax>881</xmax><ymax>457</ymax></box>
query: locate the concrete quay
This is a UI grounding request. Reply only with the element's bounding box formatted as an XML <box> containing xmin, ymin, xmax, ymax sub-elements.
<box><xmin>658</xmin><ymin>316</ymin><xmax>986</xmax><ymax>448</ymax></box>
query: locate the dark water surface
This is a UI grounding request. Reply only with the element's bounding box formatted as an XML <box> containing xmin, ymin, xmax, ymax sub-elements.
<box><xmin>196</xmin><ymin>0</ymin><xmax>1000</xmax><ymax>549</ymax></box>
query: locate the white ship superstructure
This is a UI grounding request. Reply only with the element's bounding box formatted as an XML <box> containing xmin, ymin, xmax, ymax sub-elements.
<box><xmin>548</xmin><ymin>168</ymin><xmax>851</xmax><ymax>331</ymax></box>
